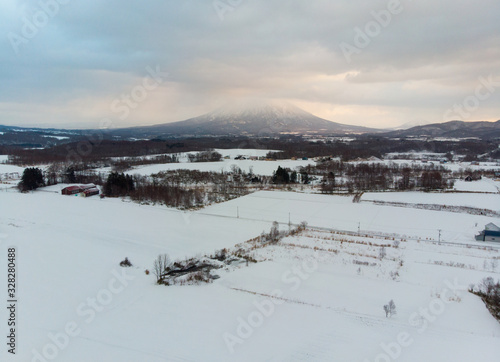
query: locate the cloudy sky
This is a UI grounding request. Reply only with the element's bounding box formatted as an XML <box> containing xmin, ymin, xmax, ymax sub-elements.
<box><xmin>1</xmin><ymin>0</ymin><xmax>499</xmax><ymax>129</ymax></box>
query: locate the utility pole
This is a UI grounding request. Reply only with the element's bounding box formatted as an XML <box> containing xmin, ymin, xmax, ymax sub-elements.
<box><xmin>438</xmin><ymin>229</ymin><xmax>441</xmax><ymax>244</ymax></box>
<box><xmin>288</xmin><ymin>212</ymin><xmax>291</xmax><ymax>230</ymax></box>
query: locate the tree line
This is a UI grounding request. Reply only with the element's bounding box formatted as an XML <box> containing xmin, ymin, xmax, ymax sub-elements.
<box><xmin>5</xmin><ymin>136</ymin><xmax>499</xmax><ymax>165</ymax></box>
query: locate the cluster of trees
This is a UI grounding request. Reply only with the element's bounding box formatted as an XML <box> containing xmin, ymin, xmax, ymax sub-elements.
<box><xmin>111</xmin><ymin>154</ymin><xmax>179</xmax><ymax>172</ymax></box>
<box><xmin>310</xmin><ymin>161</ymin><xmax>453</xmax><ymax>192</ymax></box>
<box><xmin>18</xmin><ymin>167</ymin><xmax>44</xmax><ymax>191</ymax></box>
<box><xmin>187</xmin><ymin>151</ymin><xmax>222</xmax><ymax>162</ymax></box>
<box><xmin>6</xmin><ymin>140</ymin><xmax>183</xmax><ymax>165</ymax></box>
<box><xmin>265</xmin><ymin>137</ymin><xmax>499</xmax><ymax>162</ymax></box>
<box><xmin>44</xmin><ymin>164</ymin><xmax>106</xmax><ymax>186</ymax></box>
<box><xmin>128</xmin><ymin>169</ymin><xmax>254</xmax><ymax>208</ymax></box>
<box><xmin>7</xmin><ymin>135</ymin><xmax>499</xmax><ymax>166</ymax></box>
<box><xmin>470</xmin><ymin>277</ymin><xmax>500</xmax><ymax>321</ymax></box>
<box><xmin>104</xmin><ymin>172</ymin><xmax>135</xmax><ymax>196</ymax></box>
<box><xmin>130</xmin><ymin>183</ymin><xmax>205</xmax><ymax>208</ymax></box>
<box><xmin>272</xmin><ymin>166</ymin><xmax>308</xmax><ymax>184</ymax></box>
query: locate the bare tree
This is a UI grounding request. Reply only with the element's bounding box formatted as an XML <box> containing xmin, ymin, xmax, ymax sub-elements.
<box><xmin>384</xmin><ymin>300</ymin><xmax>397</xmax><ymax>318</ymax></box>
<box><xmin>153</xmin><ymin>254</ymin><xmax>171</xmax><ymax>284</ymax></box>
<box><xmin>270</xmin><ymin>221</ymin><xmax>280</xmax><ymax>243</ymax></box>
<box><xmin>491</xmin><ymin>259</ymin><xmax>498</xmax><ymax>272</ymax></box>
<box><xmin>379</xmin><ymin>246</ymin><xmax>386</xmax><ymax>260</ymax></box>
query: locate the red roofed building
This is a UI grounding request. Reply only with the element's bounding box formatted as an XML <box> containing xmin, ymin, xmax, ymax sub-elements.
<box><xmin>61</xmin><ymin>185</ymin><xmax>83</xmax><ymax>195</ymax></box>
<box><xmin>62</xmin><ymin>184</ymin><xmax>100</xmax><ymax>197</ymax></box>
<box><xmin>83</xmin><ymin>188</ymin><xmax>100</xmax><ymax>197</ymax></box>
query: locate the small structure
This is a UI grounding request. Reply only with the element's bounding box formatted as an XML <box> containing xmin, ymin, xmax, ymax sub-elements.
<box><xmin>475</xmin><ymin>223</ymin><xmax>500</xmax><ymax>242</ymax></box>
<box><xmin>82</xmin><ymin>187</ymin><xmax>100</xmax><ymax>197</ymax></box>
<box><xmin>80</xmin><ymin>183</ymin><xmax>96</xmax><ymax>191</ymax></box>
<box><xmin>62</xmin><ymin>184</ymin><xmax>98</xmax><ymax>197</ymax></box>
<box><xmin>61</xmin><ymin>185</ymin><xmax>82</xmax><ymax>195</ymax></box>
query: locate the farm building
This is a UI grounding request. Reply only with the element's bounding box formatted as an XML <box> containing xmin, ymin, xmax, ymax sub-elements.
<box><xmin>475</xmin><ymin>223</ymin><xmax>500</xmax><ymax>242</ymax></box>
<box><xmin>80</xmin><ymin>183</ymin><xmax>96</xmax><ymax>191</ymax></box>
<box><xmin>61</xmin><ymin>184</ymin><xmax>97</xmax><ymax>196</ymax></box>
<box><xmin>61</xmin><ymin>185</ymin><xmax>83</xmax><ymax>195</ymax></box>
<box><xmin>82</xmin><ymin>187</ymin><xmax>100</xmax><ymax>197</ymax></box>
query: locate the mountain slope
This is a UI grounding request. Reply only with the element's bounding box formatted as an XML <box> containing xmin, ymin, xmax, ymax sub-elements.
<box><xmin>383</xmin><ymin>120</ymin><xmax>500</xmax><ymax>139</ymax></box>
<box><xmin>113</xmin><ymin>101</ymin><xmax>378</xmax><ymax>137</ymax></box>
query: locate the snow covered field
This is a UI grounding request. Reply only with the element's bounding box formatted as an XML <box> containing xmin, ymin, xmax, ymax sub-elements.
<box><xmin>95</xmin><ymin>148</ymin><xmax>314</xmax><ymax>176</ymax></box>
<box><xmin>1</xmin><ymin>188</ymin><xmax>500</xmax><ymax>361</ymax></box>
<box><xmin>362</xmin><ymin>191</ymin><xmax>500</xmax><ymax>212</ymax></box>
<box><xmin>200</xmin><ymin>191</ymin><xmax>498</xmax><ymax>243</ymax></box>
<box><xmin>453</xmin><ymin>178</ymin><xmax>500</xmax><ymax>193</ymax></box>
<box><xmin>0</xmin><ymin>163</ymin><xmax>24</xmax><ymax>175</ymax></box>
<box><xmin>130</xmin><ymin>159</ymin><xmax>313</xmax><ymax>176</ymax></box>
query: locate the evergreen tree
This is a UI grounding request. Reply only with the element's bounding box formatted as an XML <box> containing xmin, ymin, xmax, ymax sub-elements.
<box><xmin>301</xmin><ymin>171</ymin><xmax>310</xmax><ymax>184</ymax></box>
<box><xmin>19</xmin><ymin>167</ymin><xmax>45</xmax><ymax>191</ymax></box>
<box><xmin>65</xmin><ymin>167</ymin><xmax>77</xmax><ymax>183</ymax></box>
<box><xmin>272</xmin><ymin>166</ymin><xmax>290</xmax><ymax>184</ymax></box>
<box><xmin>104</xmin><ymin>172</ymin><xmax>135</xmax><ymax>196</ymax></box>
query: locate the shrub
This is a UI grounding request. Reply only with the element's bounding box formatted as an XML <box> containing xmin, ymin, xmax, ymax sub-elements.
<box><xmin>119</xmin><ymin>257</ymin><xmax>132</xmax><ymax>267</ymax></box>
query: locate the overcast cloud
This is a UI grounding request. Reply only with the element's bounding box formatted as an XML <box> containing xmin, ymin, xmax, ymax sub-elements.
<box><xmin>0</xmin><ymin>0</ymin><xmax>499</xmax><ymax>129</ymax></box>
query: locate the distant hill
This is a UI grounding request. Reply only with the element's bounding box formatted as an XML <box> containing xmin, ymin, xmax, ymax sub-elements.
<box><xmin>382</xmin><ymin>120</ymin><xmax>500</xmax><ymax>139</ymax></box>
<box><xmin>0</xmin><ymin>125</ymin><xmax>83</xmax><ymax>148</ymax></box>
<box><xmin>392</xmin><ymin>120</ymin><xmax>433</xmax><ymax>130</ymax></box>
<box><xmin>111</xmin><ymin>101</ymin><xmax>378</xmax><ymax>138</ymax></box>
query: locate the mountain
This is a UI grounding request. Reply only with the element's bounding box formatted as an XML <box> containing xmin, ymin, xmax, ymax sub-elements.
<box><xmin>0</xmin><ymin>125</ymin><xmax>83</xmax><ymax>148</ymax></box>
<box><xmin>383</xmin><ymin>120</ymin><xmax>500</xmax><ymax>139</ymax></box>
<box><xmin>392</xmin><ymin>120</ymin><xmax>433</xmax><ymax>130</ymax></box>
<box><xmin>111</xmin><ymin>101</ymin><xmax>378</xmax><ymax>138</ymax></box>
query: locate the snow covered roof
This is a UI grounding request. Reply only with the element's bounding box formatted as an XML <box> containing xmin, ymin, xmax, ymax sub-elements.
<box><xmin>62</xmin><ymin>185</ymin><xmax>82</xmax><ymax>192</ymax></box>
<box><xmin>485</xmin><ymin>223</ymin><xmax>500</xmax><ymax>231</ymax></box>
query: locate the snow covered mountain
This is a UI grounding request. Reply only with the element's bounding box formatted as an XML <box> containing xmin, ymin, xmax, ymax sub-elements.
<box><xmin>384</xmin><ymin>120</ymin><xmax>500</xmax><ymax>139</ymax></box>
<box><xmin>392</xmin><ymin>120</ymin><xmax>433</xmax><ymax>130</ymax></box>
<box><xmin>113</xmin><ymin>100</ymin><xmax>377</xmax><ymax>137</ymax></box>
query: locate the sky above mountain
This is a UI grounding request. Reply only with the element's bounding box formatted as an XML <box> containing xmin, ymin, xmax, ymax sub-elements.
<box><xmin>1</xmin><ymin>1</ymin><xmax>499</xmax><ymax>129</ymax></box>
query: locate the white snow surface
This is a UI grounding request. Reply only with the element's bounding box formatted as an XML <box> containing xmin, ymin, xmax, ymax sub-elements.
<box><xmin>0</xmin><ymin>188</ymin><xmax>499</xmax><ymax>361</ymax></box>
<box><xmin>200</xmin><ymin>191</ymin><xmax>498</xmax><ymax>243</ymax></box>
<box><xmin>0</xmin><ymin>163</ymin><xmax>24</xmax><ymax>174</ymax></box>
<box><xmin>362</xmin><ymin>191</ymin><xmax>500</xmax><ymax>212</ymax></box>
<box><xmin>130</xmin><ymin>159</ymin><xmax>314</xmax><ymax>176</ymax></box>
<box><xmin>453</xmin><ymin>178</ymin><xmax>500</xmax><ymax>193</ymax></box>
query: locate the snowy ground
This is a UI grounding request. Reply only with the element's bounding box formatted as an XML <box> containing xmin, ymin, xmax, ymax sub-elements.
<box><xmin>0</xmin><ymin>163</ymin><xmax>24</xmax><ymax>174</ymax></box>
<box><xmin>199</xmin><ymin>191</ymin><xmax>498</xmax><ymax>244</ymax></box>
<box><xmin>129</xmin><ymin>159</ymin><xmax>314</xmax><ymax>177</ymax></box>
<box><xmin>350</xmin><ymin>158</ymin><xmax>500</xmax><ymax>173</ymax></box>
<box><xmin>95</xmin><ymin>148</ymin><xmax>313</xmax><ymax>176</ymax></box>
<box><xmin>1</xmin><ymin>187</ymin><xmax>500</xmax><ymax>361</ymax></box>
<box><xmin>362</xmin><ymin>191</ymin><xmax>500</xmax><ymax>212</ymax></box>
<box><xmin>453</xmin><ymin>178</ymin><xmax>500</xmax><ymax>193</ymax></box>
